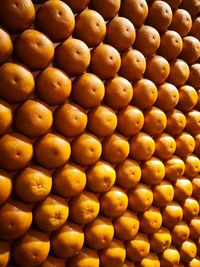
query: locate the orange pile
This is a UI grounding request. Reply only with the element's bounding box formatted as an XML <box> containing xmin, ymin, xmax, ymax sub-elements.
<box><xmin>0</xmin><ymin>0</ymin><xmax>200</xmax><ymax>266</ymax></box>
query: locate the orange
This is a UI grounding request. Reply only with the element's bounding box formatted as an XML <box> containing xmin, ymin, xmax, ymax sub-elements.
<box><xmin>63</xmin><ymin>0</ymin><xmax>90</xmax><ymax>13</ymax></box>
<box><xmin>117</xmin><ymin>105</ymin><xmax>144</xmax><ymax>136</ymax></box>
<box><xmin>0</xmin><ymin>27</ymin><xmax>13</xmax><ymax>64</ymax></box>
<box><xmin>154</xmin><ymin>133</ymin><xmax>176</xmax><ymax>160</ymax></box>
<box><xmin>155</xmin><ymin>83</ymin><xmax>179</xmax><ymax>111</ymax></box>
<box><xmin>182</xmin><ymin>197</ymin><xmax>199</xmax><ymax>221</ymax></box>
<box><xmin>177</xmin><ymin>85</ymin><xmax>198</xmax><ymax>112</ymax></box>
<box><xmin>128</xmin><ymin>183</ymin><xmax>153</xmax><ymax>212</ymax></box>
<box><xmin>12</xmin><ymin>229</ymin><xmax>50</xmax><ymax>267</ymax></box>
<box><xmin>0</xmin><ymin>99</ymin><xmax>13</xmax><ymax>135</ymax></box>
<box><xmin>15</xmin><ymin>99</ymin><xmax>53</xmax><ymax>138</ymax></box>
<box><xmin>102</xmin><ymin>133</ymin><xmax>130</xmax><ymax>164</ymax></box>
<box><xmin>37</xmin><ymin>0</ymin><xmax>75</xmax><ymax>42</ymax></box>
<box><xmin>0</xmin><ymin>62</ymin><xmax>35</xmax><ymax>103</ymax></box>
<box><xmin>161</xmin><ymin>0</ymin><xmax>182</xmax><ymax>10</ymax></box>
<box><xmin>147</xmin><ymin>1</ymin><xmax>172</xmax><ymax>32</ymax></box>
<box><xmin>0</xmin><ymin>170</ymin><xmax>12</xmax><ymax>206</ymax></box>
<box><xmin>69</xmin><ymin>191</ymin><xmax>99</xmax><ymax>224</ymax></box>
<box><xmin>162</xmin><ymin>201</ymin><xmax>183</xmax><ymax>228</ymax></box>
<box><xmin>170</xmin><ymin>9</ymin><xmax>192</xmax><ymax>37</ymax></box>
<box><xmin>35</xmin><ymin>132</ymin><xmax>71</xmax><ymax>169</ymax></box>
<box><xmin>192</xmin><ymin>176</ymin><xmax>200</xmax><ymax>199</ymax></box>
<box><xmin>164</xmin><ymin>156</ymin><xmax>185</xmax><ymax>181</ymax></box>
<box><xmin>84</xmin><ymin>216</ymin><xmax>114</xmax><ymax>249</ymax></box>
<box><xmin>116</xmin><ymin>159</ymin><xmax>141</xmax><ymax>189</ymax></box>
<box><xmin>150</xmin><ymin>226</ymin><xmax>171</xmax><ymax>253</ymax></box>
<box><xmin>90</xmin><ymin>44</ymin><xmax>121</xmax><ymax>80</ymax></box>
<box><xmin>87</xmin><ymin>105</ymin><xmax>117</xmax><ymax>137</ymax></box>
<box><xmin>126</xmin><ymin>232</ymin><xmax>150</xmax><ymax>261</ymax></box>
<box><xmin>119</xmin><ymin>0</ymin><xmax>148</xmax><ymax>27</ymax></box>
<box><xmin>87</xmin><ymin>160</ymin><xmax>116</xmax><ymax>193</ymax></box>
<box><xmin>53</xmin><ymin>163</ymin><xmax>86</xmax><ymax>198</ymax></box>
<box><xmin>152</xmin><ymin>180</ymin><xmax>174</xmax><ymax>207</ymax></box>
<box><xmin>51</xmin><ymin>222</ymin><xmax>84</xmax><ymax>258</ymax></box>
<box><xmin>158</xmin><ymin>30</ymin><xmax>183</xmax><ymax>60</ymax></box>
<box><xmin>90</xmin><ymin>0</ymin><xmax>121</xmax><ymax>20</ymax></box>
<box><xmin>160</xmin><ymin>246</ymin><xmax>180</xmax><ymax>267</ymax></box>
<box><xmin>139</xmin><ymin>206</ymin><xmax>162</xmax><ymax>234</ymax></box>
<box><xmin>119</xmin><ymin>49</ymin><xmax>146</xmax><ymax>82</ymax></box>
<box><xmin>171</xmin><ymin>221</ymin><xmax>190</xmax><ymax>245</ymax></box>
<box><xmin>14</xmin><ymin>165</ymin><xmax>52</xmax><ymax>203</ymax></box>
<box><xmin>36</xmin><ymin>67</ymin><xmax>71</xmax><ymax>106</ymax></box>
<box><xmin>129</xmin><ymin>132</ymin><xmax>155</xmax><ymax>161</ymax></box>
<box><xmin>71</xmin><ymin>133</ymin><xmax>102</xmax><ymax>166</ymax></box>
<box><xmin>55</xmin><ymin>38</ymin><xmax>90</xmax><ymax>76</ymax></box>
<box><xmin>180</xmin><ymin>0</ymin><xmax>200</xmax><ymax>19</ymax></box>
<box><xmin>165</xmin><ymin>109</ymin><xmax>186</xmax><ymax>135</ymax></box>
<box><xmin>188</xmin><ymin>63</ymin><xmax>200</xmax><ymax>89</ymax></box>
<box><xmin>194</xmin><ymin>134</ymin><xmax>200</xmax><ymax>156</ymax></box>
<box><xmin>99</xmin><ymin>239</ymin><xmax>126</xmax><ymax>267</ymax></box>
<box><xmin>190</xmin><ymin>17</ymin><xmax>200</xmax><ymax>40</ymax></box>
<box><xmin>134</xmin><ymin>25</ymin><xmax>160</xmax><ymax>57</ymax></box>
<box><xmin>138</xmin><ymin>253</ymin><xmax>160</xmax><ymax>267</ymax></box>
<box><xmin>175</xmin><ymin>132</ymin><xmax>195</xmax><ymax>157</ymax></box>
<box><xmin>0</xmin><ymin>200</ymin><xmax>32</xmax><ymax>240</ymax></box>
<box><xmin>54</xmin><ymin>103</ymin><xmax>87</xmax><ymax>138</ymax></box>
<box><xmin>113</xmin><ymin>210</ymin><xmax>139</xmax><ymax>240</ymax></box>
<box><xmin>184</xmin><ymin>154</ymin><xmax>200</xmax><ymax>178</ymax></box>
<box><xmin>167</xmin><ymin>59</ymin><xmax>190</xmax><ymax>86</ymax></box>
<box><xmin>132</xmin><ymin>78</ymin><xmax>157</xmax><ymax>109</ymax></box>
<box><xmin>188</xmin><ymin>257</ymin><xmax>200</xmax><ymax>267</ymax></box>
<box><xmin>104</xmin><ymin>76</ymin><xmax>133</xmax><ymax>109</ymax></box>
<box><xmin>180</xmin><ymin>240</ymin><xmax>197</xmax><ymax>263</ymax></box>
<box><xmin>40</xmin><ymin>256</ymin><xmax>66</xmax><ymax>267</ymax></box>
<box><xmin>68</xmin><ymin>247</ymin><xmax>99</xmax><ymax>267</ymax></box>
<box><xmin>189</xmin><ymin>216</ymin><xmax>200</xmax><ymax>239</ymax></box>
<box><xmin>185</xmin><ymin>109</ymin><xmax>200</xmax><ymax>135</ymax></box>
<box><xmin>174</xmin><ymin>177</ymin><xmax>193</xmax><ymax>201</ymax></box>
<box><xmin>0</xmin><ymin>0</ymin><xmax>35</xmax><ymax>33</ymax></box>
<box><xmin>180</xmin><ymin>36</ymin><xmax>200</xmax><ymax>64</ymax></box>
<box><xmin>34</xmin><ymin>194</ymin><xmax>69</xmax><ymax>232</ymax></box>
<box><xmin>0</xmin><ymin>241</ymin><xmax>10</xmax><ymax>267</ymax></box>
<box><xmin>75</xmin><ymin>9</ymin><xmax>106</xmax><ymax>47</ymax></box>
<box><xmin>100</xmin><ymin>186</ymin><xmax>128</xmax><ymax>217</ymax></box>
<box><xmin>106</xmin><ymin>17</ymin><xmax>136</xmax><ymax>52</ymax></box>
<box><xmin>122</xmin><ymin>260</ymin><xmax>136</xmax><ymax>267</ymax></box>
<box><xmin>15</xmin><ymin>29</ymin><xmax>54</xmax><ymax>70</ymax></box>
<box><xmin>0</xmin><ymin>133</ymin><xmax>33</xmax><ymax>171</ymax></box>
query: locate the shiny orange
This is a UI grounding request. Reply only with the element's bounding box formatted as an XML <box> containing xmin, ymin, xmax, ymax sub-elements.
<box><xmin>180</xmin><ymin>240</ymin><xmax>197</xmax><ymax>263</ymax></box>
<box><xmin>185</xmin><ymin>109</ymin><xmax>200</xmax><ymax>135</ymax></box>
<box><xmin>175</xmin><ymin>132</ymin><xmax>195</xmax><ymax>157</ymax></box>
<box><xmin>90</xmin><ymin>0</ymin><xmax>121</xmax><ymax>20</ymax></box>
<box><xmin>162</xmin><ymin>201</ymin><xmax>183</xmax><ymax>228</ymax></box>
<box><xmin>138</xmin><ymin>252</ymin><xmax>160</xmax><ymax>267</ymax></box>
<box><xmin>154</xmin><ymin>133</ymin><xmax>176</xmax><ymax>160</ymax></box>
<box><xmin>171</xmin><ymin>221</ymin><xmax>190</xmax><ymax>245</ymax></box>
<box><xmin>190</xmin><ymin>17</ymin><xmax>200</xmax><ymax>40</ymax></box>
<box><xmin>152</xmin><ymin>180</ymin><xmax>174</xmax><ymax>207</ymax></box>
<box><xmin>64</xmin><ymin>0</ymin><xmax>91</xmax><ymax>13</ymax></box>
<box><xmin>182</xmin><ymin>197</ymin><xmax>199</xmax><ymax>221</ymax></box>
<box><xmin>184</xmin><ymin>154</ymin><xmax>200</xmax><ymax>178</ymax></box>
<box><xmin>0</xmin><ymin>241</ymin><xmax>10</xmax><ymax>267</ymax></box>
<box><xmin>188</xmin><ymin>63</ymin><xmax>200</xmax><ymax>89</ymax></box>
<box><xmin>180</xmin><ymin>36</ymin><xmax>200</xmax><ymax>64</ymax></box>
<box><xmin>0</xmin><ymin>28</ymin><xmax>13</xmax><ymax>64</ymax></box>
<box><xmin>167</xmin><ymin>59</ymin><xmax>190</xmax><ymax>86</ymax></box>
<box><xmin>177</xmin><ymin>85</ymin><xmax>198</xmax><ymax>112</ymax></box>
<box><xmin>139</xmin><ymin>206</ymin><xmax>162</xmax><ymax>234</ymax></box>
<box><xmin>150</xmin><ymin>226</ymin><xmax>171</xmax><ymax>253</ymax></box>
<box><xmin>180</xmin><ymin>0</ymin><xmax>200</xmax><ymax>18</ymax></box>
<box><xmin>170</xmin><ymin>9</ymin><xmax>192</xmax><ymax>37</ymax></box>
<box><xmin>192</xmin><ymin>176</ymin><xmax>200</xmax><ymax>199</ymax></box>
<box><xmin>0</xmin><ymin>170</ymin><xmax>12</xmax><ymax>206</ymax></box>
<box><xmin>164</xmin><ymin>156</ymin><xmax>185</xmax><ymax>181</ymax></box>
<box><xmin>160</xmin><ymin>246</ymin><xmax>180</xmax><ymax>267</ymax></box>
<box><xmin>68</xmin><ymin>247</ymin><xmax>99</xmax><ymax>267</ymax></box>
<box><xmin>165</xmin><ymin>109</ymin><xmax>186</xmax><ymax>135</ymax></box>
<box><xmin>0</xmin><ymin>99</ymin><xmax>13</xmax><ymax>136</ymax></box>
<box><xmin>174</xmin><ymin>177</ymin><xmax>193</xmax><ymax>201</ymax></box>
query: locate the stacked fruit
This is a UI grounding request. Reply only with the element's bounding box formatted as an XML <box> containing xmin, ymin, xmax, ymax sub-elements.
<box><xmin>0</xmin><ymin>0</ymin><xmax>200</xmax><ymax>266</ymax></box>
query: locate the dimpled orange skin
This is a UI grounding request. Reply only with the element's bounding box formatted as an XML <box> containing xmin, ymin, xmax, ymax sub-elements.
<box><xmin>170</xmin><ymin>9</ymin><xmax>192</xmax><ymax>37</ymax></box>
<box><xmin>14</xmin><ymin>165</ymin><xmax>52</xmax><ymax>203</ymax></box>
<box><xmin>116</xmin><ymin>159</ymin><xmax>141</xmax><ymax>189</ymax></box>
<box><xmin>54</xmin><ymin>103</ymin><xmax>87</xmax><ymax>138</ymax></box>
<box><xmin>152</xmin><ymin>180</ymin><xmax>174</xmax><ymax>208</ymax></box>
<box><xmin>0</xmin><ymin>170</ymin><xmax>12</xmax><ymax>206</ymax></box>
<box><xmin>160</xmin><ymin>246</ymin><xmax>180</xmax><ymax>267</ymax></box>
<box><xmin>126</xmin><ymin>232</ymin><xmax>150</xmax><ymax>262</ymax></box>
<box><xmin>36</xmin><ymin>67</ymin><xmax>72</xmax><ymax>106</ymax></box>
<box><xmin>182</xmin><ymin>197</ymin><xmax>200</xmax><ymax>221</ymax></box>
<box><xmin>180</xmin><ymin>36</ymin><xmax>200</xmax><ymax>65</ymax></box>
<box><xmin>0</xmin><ymin>28</ymin><xmax>13</xmax><ymax>64</ymax></box>
<box><xmin>154</xmin><ymin>133</ymin><xmax>176</xmax><ymax>160</ymax></box>
<box><xmin>15</xmin><ymin>29</ymin><xmax>54</xmax><ymax>70</ymax></box>
<box><xmin>177</xmin><ymin>85</ymin><xmax>198</xmax><ymax>112</ymax></box>
<box><xmin>185</xmin><ymin>109</ymin><xmax>200</xmax><ymax>136</ymax></box>
<box><xmin>84</xmin><ymin>216</ymin><xmax>114</xmax><ymax>250</ymax></box>
<box><xmin>180</xmin><ymin>240</ymin><xmax>197</xmax><ymax>263</ymax></box>
<box><xmin>86</xmin><ymin>160</ymin><xmax>116</xmax><ymax>193</ymax></box>
<box><xmin>0</xmin><ymin>241</ymin><xmax>10</xmax><ymax>267</ymax></box>
<box><xmin>34</xmin><ymin>132</ymin><xmax>71</xmax><ymax>169</ymax></box>
<box><xmin>164</xmin><ymin>156</ymin><xmax>185</xmax><ymax>182</ymax></box>
<box><xmin>171</xmin><ymin>221</ymin><xmax>190</xmax><ymax>245</ymax></box>
<box><xmin>167</xmin><ymin>59</ymin><xmax>190</xmax><ymax>87</ymax></box>
<box><xmin>162</xmin><ymin>201</ymin><xmax>183</xmax><ymax>228</ymax></box>
<box><xmin>139</xmin><ymin>206</ymin><xmax>162</xmax><ymax>234</ymax></box>
<box><xmin>15</xmin><ymin>99</ymin><xmax>53</xmax><ymax>138</ymax></box>
<box><xmin>34</xmin><ymin>194</ymin><xmax>69</xmax><ymax>232</ymax></box>
<box><xmin>184</xmin><ymin>154</ymin><xmax>200</xmax><ymax>178</ymax></box>
<box><xmin>174</xmin><ymin>177</ymin><xmax>193</xmax><ymax>202</ymax></box>
<box><xmin>175</xmin><ymin>132</ymin><xmax>195</xmax><ymax>158</ymax></box>
<box><xmin>0</xmin><ymin>62</ymin><xmax>35</xmax><ymax>104</ymax></box>
<box><xmin>68</xmin><ymin>247</ymin><xmax>99</xmax><ymax>267</ymax></box>
<box><xmin>128</xmin><ymin>183</ymin><xmax>153</xmax><ymax>213</ymax></box>
<box><xmin>0</xmin><ymin>200</ymin><xmax>32</xmax><ymax>241</ymax></box>
<box><xmin>150</xmin><ymin>226</ymin><xmax>171</xmax><ymax>253</ymax></box>
<box><xmin>165</xmin><ymin>109</ymin><xmax>186</xmax><ymax>135</ymax></box>
<box><xmin>40</xmin><ymin>256</ymin><xmax>66</xmax><ymax>267</ymax></box>
<box><xmin>188</xmin><ymin>64</ymin><xmax>200</xmax><ymax>89</ymax></box>
<box><xmin>37</xmin><ymin>0</ymin><xmax>75</xmax><ymax>42</ymax></box>
<box><xmin>12</xmin><ymin>229</ymin><xmax>50</xmax><ymax>267</ymax></box>
<box><xmin>51</xmin><ymin>222</ymin><xmax>84</xmax><ymax>258</ymax></box>
<box><xmin>189</xmin><ymin>216</ymin><xmax>200</xmax><ymax>239</ymax></box>
<box><xmin>99</xmin><ymin>239</ymin><xmax>126</xmax><ymax>267</ymax></box>
<box><xmin>53</xmin><ymin>163</ymin><xmax>86</xmax><ymax>198</ymax></box>
<box><xmin>71</xmin><ymin>133</ymin><xmax>102</xmax><ymax>166</ymax></box>
<box><xmin>0</xmin><ymin>133</ymin><xmax>33</xmax><ymax>171</ymax></box>
<box><xmin>55</xmin><ymin>38</ymin><xmax>90</xmax><ymax>77</ymax></box>
<box><xmin>69</xmin><ymin>191</ymin><xmax>100</xmax><ymax>224</ymax></box>
<box><xmin>0</xmin><ymin>99</ymin><xmax>13</xmax><ymax>136</ymax></box>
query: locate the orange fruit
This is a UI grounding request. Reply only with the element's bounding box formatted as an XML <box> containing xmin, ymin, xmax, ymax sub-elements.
<box><xmin>175</xmin><ymin>132</ymin><xmax>195</xmax><ymax>158</ymax></box>
<box><xmin>14</xmin><ymin>165</ymin><xmax>52</xmax><ymax>203</ymax></box>
<box><xmin>150</xmin><ymin>226</ymin><xmax>171</xmax><ymax>253</ymax></box>
<box><xmin>180</xmin><ymin>0</ymin><xmax>200</xmax><ymax>18</ymax></box>
<box><xmin>0</xmin><ymin>27</ymin><xmax>13</xmax><ymax>64</ymax></box>
<box><xmin>87</xmin><ymin>160</ymin><xmax>116</xmax><ymax>193</ymax></box>
<box><xmin>165</xmin><ymin>109</ymin><xmax>186</xmax><ymax>135</ymax></box>
<box><xmin>138</xmin><ymin>252</ymin><xmax>160</xmax><ymax>267</ymax></box>
<box><xmin>51</xmin><ymin>222</ymin><xmax>84</xmax><ymax>258</ymax></box>
<box><xmin>35</xmin><ymin>132</ymin><xmax>71</xmax><ymax>169</ymax></box>
<box><xmin>0</xmin><ymin>241</ymin><xmax>10</xmax><ymax>267</ymax></box>
<box><xmin>71</xmin><ymin>133</ymin><xmax>102</xmax><ymax>166</ymax></box>
<box><xmin>160</xmin><ymin>246</ymin><xmax>180</xmax><ymax>267</ymax></box>
<box><xmin>162</xmin><ymin>201</ymin><xmax>183</xmax><ymax>228</ymax></box>
<box><xmin>154</xmin><ymin>133</ymin><xmax>176</xmax><ymax>160</ymax></box>
<box><xmin>160</xmin><ymin>0</ymin><xmax>182</xmax><ymax>10</ymax></box>
<box><xmin>55</xmin><ymin>38</ymin><xmax>90</xmax><ymax>76</ymax></box>
<box><xmin>0</xmin><ymin>99</ymin><xmax>13</xmax><ymax>135</ymax></box>
<box><xmin>53</xmin><ymin>163</ymin><xmax>86</xmax><ymax>198</ymax></box>
<box><xmin>171</xmin><ymin>221</ymin><xmax>190</xmax><ymax>245</ymax></box>
<box><xmin>192</xmin><ymin>176</ymin><xmax>200</xmax><ymax>199</ymax></box>
<box><xmin>184</xmin><ymin>154</ymin><xmax>200</xmax><ymax>178</ymax></box>
<box><xmin>63</xmin><ymin>0</ymin><xmax>91</xmax><ymax>13</ymax></box>
<box><xmin>68</xmin><ymin>247</ymin><xmax>99</xmax><ymax>267</ymax></box>
<box><xmin>190</xmin><ymin>17</ymin><xmax>200</xmax><ymax>40</ymax></box>
<box><xmin>85</xmin><ymin>216</ymin><xmax>114</xmax><ymax>249</ymax></box>
<box><xmin>174</xmin><ymin>177</ymin><xmax>193</xmax><ymax>201</ymax></box>
<box><xmin>12</xmin><ymin>229</ymin><xmax>50</xmax><ymax>267</ymax></box>
<box><xmin>180</xmin><ymin>240</ymin><xmax>197</xmax><ymax>263</ymax></box>
<box><xmin>182</xmin><ymin>197</ymin><xmax>199</xmax><ymax>221</ymax></box>
<box><xmin>90</xmin><ymin>0</ymin><xmax>121</xmax><ymax>20</ymax></box>
<box><xmin>180</xmin><ymin>36</ymin><xmax>200</xmax><ymax>64</ymax></box>
<box><xmin>54</xmin><ymin>103</ymin><xmax>87</xmax><ymax>138</ymax></box>
<box><xmin>164</xmin><ymin>156</ymin><xmax>185</xmax><ymax>181</ymax></box>
<box><xmin>139</xmin><ymin>206</ymin><xmax>162</xmax><ymax>234</ymax></box>
<box><xmin>0</xmin><ymin>133</ymin><xmax>33</xmax><ymax>171</ymax></box>
<box><xmin>0</xmin><ymin>170</ymin><xmax>12</xmax><ymax>206</ymax></box>
<box><xmin>100</xmin><ymin>186</ymin><xmax>128</xmax><ymax>217</ymax></box>
<box><xmin>177</xmin><ymin>85</ymin><xmax>198</xmax><ymax>112</ymax></box>
<box><xmin>188</xmin><ymin>63</ymin><xmax>200</xmax><ymax>89</ymax></box>
<box><xmin>0</xmin><ymin>62</ymin><xmax>35</xmax><ymax>103</ymax></box>
<box><xmin>37</xmin><ymin>0</ymin><xmax>75</xmax><ymax>42</ymax></box>
<box><xmin>40</xmin><ymin>256</ymin><xmax>66</xmax><ymax>267</ymax></box>
<box><xmin>15</xmin><ymin>29</ymin><xmax>54</xmax><ymax>70</ymax></box>
<box><xmin>189</xmin><ymin>216</ymin><xmax>200</xmax><ymax>239</ymax></box>
<box><xmin>0</xmin><ymin>200</ymin><xmax>32</xmax><ymax>240</ymax></box>
<box><xmin>188</xmin><ymin>257</ymin><xmax>200</xmax><ymax>267</ymax></box>
<box><xmin>194</xmin><ymin>134</ymin><xmax>200</xmax><ymax>156</ymax></box>
<box><xmin>185</xmin><ymin>109</ymin><xmax>200</xmax><ymax>135</ymax></box>
<box><xmin>167</xmin><ymin>59</ymin><xmax>190</xmax><ymax>86</ymax></box>
<box><xmin>152</xmin><ymin>180</ymin><xmax>174</xmax><ymax>207</ymax></box>
<box><xmin>170</xmin><ymin>9</ymin><xmax>192</xmax><ymax>37</ymax></box>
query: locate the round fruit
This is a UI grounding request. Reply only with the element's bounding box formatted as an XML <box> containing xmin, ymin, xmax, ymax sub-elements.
<box><xmin>165</xmin><ymin>109</ymin><xmax>186</xmax><ymax>135</ymax></box>
<box><xmin>152</xmin><ymin>180</ymin><xmax>174</xmax><ymax>207</ymax></box>
<box><xmin>182</xmin><ymin>197</ymin><xmax>199</xmax><ymax>221</ymax></box>
<box><xmin>0</xmin><ymin>27</ymin><xmax>13</xmax><ymax>64</ymax></box>
<box><xmin>170</xmin><ymin>9</ymin><xmax>192</xmax><ymax>37</ymax></box>
<box><xmin>154</xmin><ymin>133</ymin><xmax>176</xmax><ymax>160</ymax></box>
<box><xmin>160</xmin><ymin>246</ymin><xmax>180</xmax><ymax>267</ymax></box>
<box><xmin>174</xmin><ymin>177</ymin><xmax>193</xmax><ymax>201</ymax></box>
<box><xmin>180</xmin><ymin>36</ymin><xmax>200</xmax><ymax>64</ymax></box>
<box><xmin>177</xmin><ymin>85</ymin><xmax>198</xmax><ymax>112</ymax></box>
<box><xmin>68</xmin><ymin>247</ymin><xmax>99</xmax><ymax>267</ymax></box>
<box><xmin>63</xmin><ymin>0</ymin><xmax>91</xmax><ymax>13</ymax></box>
<box><xmin>188</xmin><ymin>64</ymin><xmax>200</xmax><ymax>89</ymax></box>
<box><xmin>184</xmin><ymin>154</ymin><xmax>200</xmax><ymax>178</ymax></box>
<box><xmin>189</xmin><ymin>216</ymin><xmax>200</xmax><ymax>239</ymax></box>
<box><xmin>180</xmin><ymin>240</ymin><xmax>197</xmax><ymax>263</ymax></box>
<box><xmin>190</xmin><ymin>17</ymin><xmax>200</xmax><ymax>40</ymax></box>
<box><xmin>90</xmin><ymin>0</ymin><xmax>121</xmax><ymax>20</ymax></box>
<box><xmin>139</xmin><ymin>206</ymin><xmax>162</xmax><ymax>234</ymax></box>
<box><xmin>164</xmin><ymin>156</ymin><xmax>185</xmax><ymax>181</ymax></box>
<box><xmin>40</xmin><ymin>256</ymin><xmax>66</xmax><ymax>267</ymax></box>
<box><xmin>138</xmin><ymin>252</ymin><xmax>160</xmax><ymax>267</ymax></box>
<box><xmin>0</xmin><ymin>241</ymin><xmax>10</xmax><ymax>267</ymax></box>
<box><xmin>0</xmin><ymin>170</ymin><xmax>12</xmax><ymax>206</ymax></box>
<box><xmin>167</xmin><ymin>59</ymin><xmax>190</xmax><ymax>86</ymax></box>
<box><xmin>0</xmin><ymin>99</ymin><xmax>13</xmax><ymax>136</ymax></box>
<box><xmin>162</xmin><ymin>201</ymin><xmax>183</xmax><ymax>228</ymax></box>
<box><xmin>171</xmin><ymin>221</ymin><xmax>190</xmax><ymax>245</ymax></box>
<box><xmin>150</xmin><ymin>226</ymin><xmax>171</xmax><ymax>253</ymax></box>
<box><xmin>192</xmin><ymin>177</ymin><xmax>200</xmax><ymax>199</ymax></box>
<box><xmin>175</xmin><ymin>132</ymin><xmax>195</xmax><ymax>158</ymax></box>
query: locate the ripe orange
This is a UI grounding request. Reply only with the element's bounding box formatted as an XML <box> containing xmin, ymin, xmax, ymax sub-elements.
<box><xmin>0</xmin><ymin>170</ymin><xmax>12</xmax><ymax>206</ymax></box>
<box><xmin>67</xmin><ymin>247</ymin><xmax>99</xmax><ymax>267</ymax></box>
<box><xmin>152</xmin><ymin>180</ymin><xmax>174</xmax><ymax>207</ymax></box>
<box><xmin>0</xmin><ymin>27</ymin><xmax>13</xmax><ymax>64</ymax></box>
<box><xmin>90</xmin><ymin>0</ymin><xmax>121</xmax><ymax>20</ymax></box>
<box><xmin>0</xmin><ymin>99</ymin><xmax>13</xmax><ymax>136</ymax></box>
<box><xmin>171</xmin><ymin>220</ymin><xmax>190</xmax><ymax>245</ymax></box>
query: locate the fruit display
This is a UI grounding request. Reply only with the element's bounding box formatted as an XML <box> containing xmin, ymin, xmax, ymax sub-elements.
<box><xmin>0</xmin><ymin>0</ymin><xmax>199</xmax><ymax>266</ymax></box>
